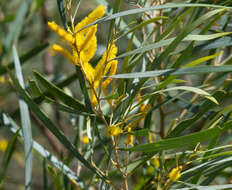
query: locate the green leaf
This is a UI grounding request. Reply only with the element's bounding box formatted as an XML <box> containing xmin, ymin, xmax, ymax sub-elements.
<box><xmin>174</xmin><ymin>183</ymin><xmax>232</xmax><ymax>190</ymax></box>
<box><xmin>29</xmin><ymin>79</ymin><xmax>42</xmax><ymax>98</ymax></box>
<box><xmin>194</xmin><ymin>36</ymin><xmax>232</xmax><ymax>52</ymax></box>
<box><xmin>13</xmin><ymin>45</ymin><xmax>33</xmax><ymax>190</ymax></box>
<box><xmin>110</xmin><ymin>65</ymin><xmax>232</xmax><ymax>79</ymax></box>
<box><xmin>130</xmin><ymin>129</ymin><xmax>149</xmax><ymax>136</ymax></box>
<box><xmin>33</xmin><ymin>71</ymin><xmax>88</xmax><ymax>113</ymax></box>
<box><xmin>56</xmin><ymin>0</ymin><xmax>67</xmax><ymax>29</ymax></box>
<box><xmin>45</xmin><ymin>97</ymin><xmax>93</xmax><ymax>116</ymax></box>
<box><xmin>184</xmin><ymin>51</ymin><xmax>223</xmax><ymax>67</ymax></box>
<box><xmin>121</xmin><ymin>120</ymin><xmax>232</xmax><ymax>152</ymax></box>
<box><xmin>150</xmin><ymin>86</ymin><xmax>218</xmax><ymax>104</ymax></box>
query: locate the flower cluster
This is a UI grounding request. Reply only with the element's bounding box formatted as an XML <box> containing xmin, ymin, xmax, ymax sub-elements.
<box><xmin>48</xmin><ymin>5</ymin><xmax>118</xmax><ymax>107</ymax></box>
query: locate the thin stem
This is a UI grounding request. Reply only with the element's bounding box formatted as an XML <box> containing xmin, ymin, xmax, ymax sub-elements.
<box><xmin>158</xmin><ymin>94</ymin><xmax>165</xmax><ymax>138</ymax></box>
<box><xmin>111</xmin><ymin>136</ymin><xmax>129</xmax><ymax>190</ymax></box>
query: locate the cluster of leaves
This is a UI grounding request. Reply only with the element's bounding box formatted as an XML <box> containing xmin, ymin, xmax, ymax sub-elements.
<box><xmin>1</xmin><ymin>0</ymin><xmax>232</xmax><ymax>189</ymax></box>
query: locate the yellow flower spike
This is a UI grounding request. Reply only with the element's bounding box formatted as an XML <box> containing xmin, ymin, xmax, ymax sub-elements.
<box><xmin>102</xmin><ymin>60</ymin><xmax>117</xmax><ymax>89</ymax></box>
<box><xmin>52</xmin><ymin>44</ymin><xmax>76</xmax><ymax>65</ymax></box>
<box><xmin>0</xmin><ymin>139</ymin><xmax>8</xmax><ymax>151</ymax></box>
<box><xmin>94</xmin><ymin>43</ymin><xmax>118</xmax><ymax>93</ymax></box>
<box><xmin>82</xmin><ymin>62</ymin><xmax>95</xmax><ymax>83</ymax></box>
<box><xmin>81</xmin><ymin>136</ymin><xmax>90</xmax><ymax>144</ymax></box>
<box><xmin>148</xmin><ymin>132</ymin><xmax>153</xmax><ymax>143</ymax></box>
<box><xmin>79</xmin><ymin>26</ymin><xmax>97</xmax><ymax>51</ymax></box>
<box><xmin>152</xmin><ymin>157</ymin><xmax>160</xmax><ymax>168</ymax></box>
<box><xmin>74</xmin><ymin>5</ymin><xmax>106</xmax><ymax>33</ymax></box>
<box><xmin>125</xmin><ymin>127</ymin><xmax>134</xmax><ymax>146</ymax></box>
<box><xmin>90</xmin><ymin>89</ymin><xmax>98</xmax><ymax>107</ymax></box>
<box><xmin>48</xmin><ymin>21</ymin><xmax>74</xmax><ymax>45</ymax></box>
<box><xmin>106</xmin><ymin>125</ymin><xmax>123</xmax><ymax>137</ymax></box>
<box><xmin>95</xmin><ymin>44</ymin><xmax>118</xmax><ymax>79</ymax></box>
<box><xmin>169</xmin><ymin>166</ymin><xmax>182</xmax><ymax>182</ymax></box>
<box><xmin>103</xmin><ymin>45</ymin><xmax>118</xmax><ymax>75</ymax></box>
<box><xmin>79</xmin><ymin>34</ymin><xmax>97</xmax><ymax>63</ymax></box>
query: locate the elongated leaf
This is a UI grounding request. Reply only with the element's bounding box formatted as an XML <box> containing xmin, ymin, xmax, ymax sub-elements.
<box><xmin>56</xmin><ymin>0</ymin><xmax>66</xmax><ymax>29</ymax></box>
<box><xmin>29</xmin><ymin>79</ymin><xmax>42</xmax><ymax>98</ymax></box>
<box><xmin>45</xmin><ymin>96</ymin><xmax>93</xmax><ymax>116</ymax></box>
<box><xmin>8</xmin><ymin>70</ymin><xmax>107</xmax><ymax>182</ymax></box>
<box><xmin>121</xmin><ymin>120</ymin><xmax>232</xmax><ymax>152</ymax></box>
<box><xmin>194</xmin><ymin>36</ymin><xmax>232</xmax><ymax>52</ymax></box>
<box><xmin>184</xmin><ymin>51</ymin><xmax>222</xmax><ymax>67</ymax></box>
<box><xmin>150</xmin><ymin>86</ymin><xmax>218</xmax><ymax>104</ymax></box>
<box><xmin>130</xmin><ymin>129</ymin><xmax>149</xmax><ymax>136</ymax></box>
<box><xmin>13</xmin><ymin>45</ymin><xmax>33</xmax><ymax>190</ymax></box>
<box><xmin>184</xmin><ymin>32</ymin><xmax>232</xmax><ymax>41</ymax></box>
<box><xmin>173</xmin><ymin>183</ymin><xmax>232</xmax><ymax>190</ymax></box>
<box><xmin>110</xmin><ymin>65</ymin><xmax>232</xmax><ymax>78</ymax></box>
<box><xmin>33</xmin><ymin>71</ymin><xmax>88</xmax><ymax>113</ymax></box>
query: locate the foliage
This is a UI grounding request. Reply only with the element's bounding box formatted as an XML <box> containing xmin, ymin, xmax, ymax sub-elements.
<box><xmin>0</xmin><ymin>0</ymin><xmax>232</xmax><ymax>189</ymax></box>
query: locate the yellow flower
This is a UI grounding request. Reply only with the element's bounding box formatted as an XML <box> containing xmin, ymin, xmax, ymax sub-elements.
<box><xmin>81</xmin><ymin>136</ymin><xmax>90</xmax><ymax>144</ymax></box>
<box><xmin>48</xmin><ymin>5</ymin><xmax>118</xmax><ymax>107</ymax></box>
<box><xmin>0</xmin><ymin>139</ymin><xmax>8</xmax><ymax>151</ymax></box>
<box><xmin>106</xmin><ymin>125</ymin><xmax>123</xmax><ymax>137</ymax></box>
<box><xmin>125</xmin><ymin>127</ymin><xmax>134</xmax><ymax>146</ymax></box>
<box><xmin>169</xmin><ymin>166</ymin><xmax>182</xmax><ymax>182</ymax></box>
<box><xmin>0</xmin><ymin>76</ymin><xmax>5</xmax><ymax>84</ymax></box>
<box><xmin>153</xmin><ymin>157</ymin><xmax>160</xmax><ymax>168</ymax></box>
